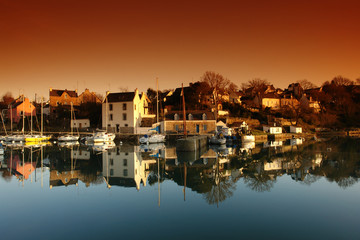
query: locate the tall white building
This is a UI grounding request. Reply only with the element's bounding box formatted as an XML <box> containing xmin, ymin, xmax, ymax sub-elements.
<box><xmin>102</xmin><ymin>89</ymin><xmax>152</xmax><ymax>133</ymax></box>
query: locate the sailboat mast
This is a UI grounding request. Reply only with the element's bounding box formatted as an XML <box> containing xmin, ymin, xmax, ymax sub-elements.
<box><xmin>30</xmin><ymin>99</ymin><xmax>32</xmax><ymax>135</ymax></box>
<box><xmin>41</xmin><ymin>97</ymin><xmax>43</xmax><ymax>136</ymax></box>
<box><xmin>1</xmin><ymin>111</ymin><xmax>7</xmax><ymax>136</ymax></box>
<box><xmin>10</xmin><ymin>105</ymin><xmax>13</xmax><ymax>134</ymax></box>
<box><xmin>22</xmin><ymin>95</ymin><xmax>25</xmax><ymax>135</ymax></box>
<box><xmin>156</xmin><ymin>78</ymin><xmax>159</xmax><ymax>123</ymax></box>
<box><xmin>182</xmin><ymin>84</ymin><xmax>187</xmax><ymax>137</ymax></box>
<box><xmin>70</xmin><ymin>102</ymin><xmax>73</xmax><ymax>135</ymax></box>
<box><xmin>105</xmin><ymin>92</ymin><xmax>108</xmax><ymax>132</ymax></box>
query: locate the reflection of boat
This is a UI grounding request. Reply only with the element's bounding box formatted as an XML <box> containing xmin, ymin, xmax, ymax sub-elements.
<box><xmin>139</xmin><ymin>133</ymin><xmax>166</xmax><ymax>144</ymax></box>
<box><xmin>6</xmin><ymin>134</ymin><xmax>25</xmax><ymax>142</ymax></box>
<box><xmin>58</xmin><ymin>141</ymin><xmax>80</xmax><ymax>147</ymax></box>
<box><xmin>90</xmin><ymin>141</ymin><xmax>116</xmax><ymax>152</ymax></box>
<box><xmin>139</xmin><ymin>142</ymin><xmax>165</xmax><ymax>152</ymax></box>
<box><xmin>241</xmin><ymin>134</ymin><xmax>255</xmax><ymax>142</ymax></box>
<box><xmin>209</xmin><ymin>135</ymin><xmax>226</xmax><ymax>145</ymax></box>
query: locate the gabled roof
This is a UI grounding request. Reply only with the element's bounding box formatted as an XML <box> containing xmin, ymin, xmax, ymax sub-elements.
<box><xmin>106</xmin><ymin>92</ymin><xmax>135</xmax><ymax>103</ymax></box>
<box><xmin>50</xmin><ymin>89</ymin><xmax>78</xmax><ymax>98</ymax></box>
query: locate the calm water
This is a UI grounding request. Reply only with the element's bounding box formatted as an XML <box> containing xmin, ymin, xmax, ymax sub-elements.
<box><xmin>1</xmin><ymin>138</ymin><xmax>360</xmax><ymax>240</ymax></box>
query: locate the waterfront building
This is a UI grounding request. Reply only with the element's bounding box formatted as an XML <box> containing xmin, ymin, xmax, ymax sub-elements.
<box><xmin>49</xmin><ymin>88</ymin><xmax>79</xmax><ymax>107</ymax></box>
<box><xmin>102</xmin><ymin>89</ymin><xmax>153</xmax><ymax>133</ymax></box>
<box><xmin>8</xmin><ymin>95</ymin><xmax>36</xmax><ymax>123</ymax></box>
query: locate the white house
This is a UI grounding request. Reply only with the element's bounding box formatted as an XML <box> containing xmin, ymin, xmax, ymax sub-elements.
<box><xmin>71</xmin><ymin>119</ymin><xmax>90</xmax><ymax>129</ymax></box>
<box><xmin>290</xmin><ymin>126</ymin><xmax>302</xmax><ymax>133</ymax></box>
<box><xmin>263</xmin><ymin>125</ymin><xmax>282</xmax><ymax>134</ymax></box>
<box><xmin>102</xmin><ymin>89</ymin><xmax>152</xmax><ymax>133</ymax></box>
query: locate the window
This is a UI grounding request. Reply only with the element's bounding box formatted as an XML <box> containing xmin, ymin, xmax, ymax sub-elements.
<box><xmin>64</xmin><ymin>94</ymin><xmax>67</xmax><ymax>99</ymax></box>
<box><xmin>109</xmin><ymin>104</ymin><xmax>113</xmax><ymax>111</ymax></box>
<box><xmin>123</xmin><ymin>159</ymin><xmax>127</xmax><ymax>166</ymax></box>
<box><xmin>110</xmin><ymin>159</ymin><xmax>113</xmax><ymax>166</ymax></box>
<box><xmin>123</xmin><ymin>169</ymin><xmax>128</xmax><ymax>176</ymax></box>
<box><xmin>203</xmin><ymin>124</ymin><xmax>207</xmax><ymax>131</ymax></box>
<box><xmin>123</xmin><ymin>103</ymin><xmax>127</xmax><ymax>110</ymax></box>
<box><xmin>134</xmin><ymin>104</ymin><xmax>136</xmax><ymax>110</ymax></box>
<box><xmin>123</xmin><ymin>113</ymin><xmax>127</xmax><ymax>120</ymax></box>
<box><xmin>175</xmin><ymin>125</ymin><xmax>179</xmax><ymax>131</ymax></box>
<box><xmin>110</xmin><ymin>169</ymin><xmax>114</xmax><ymax>176</ymax></box>
<box><xmin>110</xmin><ymin>114</ymin><xmax>113</xmax><ymax>121</ymax></box>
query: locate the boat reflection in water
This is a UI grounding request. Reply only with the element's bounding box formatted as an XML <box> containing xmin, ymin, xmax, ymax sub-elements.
<box><xmin>1</xmin><ymin>138</ymin><xmax>360</xmax><ymax>205</ymax></box>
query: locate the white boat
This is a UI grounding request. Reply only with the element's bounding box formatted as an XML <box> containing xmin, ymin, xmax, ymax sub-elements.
<box><xmin>86</xmin><ymin>129</ymin><xmax>115</xmax><ymax>143</ymax></box>
<box><xmin>209</xmin><ymin>135</ymin><xmax>226</xmax><ymax>145</ymax></box>
<box><xmin>241</xmin><ymin>134</ymin><xmax>255</xmax><ymax>142</ymax></box>
<box><xmin>6</xmin><ymin>134</ymin><xmax>25</xmax><ymax>142</ymax></box>
<box><xmin>139</xmin><ymin>133</ymin><xmax>166</xmax><ymax>144</ymax></box>
<box><xmin>90</xmin><ymin>141</ymin><xmax>116</xmax><ymax>152</ymax></box>
<box><xmin>58</xmin><ymin>135</ymin><xmax>79</xmax><ymax>141</ymax></box>
<box><xmin>0</xmin><ymin>143</ymin><xmax>4</xmax><ymax>155</ymax></box>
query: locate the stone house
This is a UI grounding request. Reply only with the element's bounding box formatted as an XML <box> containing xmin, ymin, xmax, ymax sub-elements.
<box><xmin>49</xmin><ymin>88</ymin><xmax>79</xmax><ymax>107</ymax></box>
<box><xmin>78</xmin><ymin>88</ymin><xmax>102</xmax><ymax>104</ymax></box>
<box><xmin>159</xmin><ymin>111</ymin><xmax>216</xmax><ymax>135</ymax></box>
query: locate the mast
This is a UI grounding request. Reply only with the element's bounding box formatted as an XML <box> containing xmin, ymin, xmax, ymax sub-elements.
<box><xmin>30</xmin><ymin>99</ymin><xmax>32</xmax><ymax>136</ymax></box>
<box><xmin>22</xmin><ymin>95</ymin><xmax>25</xmax><ymax>135</ymax></box>
<box><xmin>41</xmin><ymin>97</ymin><xmax>43</xmax><ymax>136</ymax></box>
<box><xmin>70</xmin><ymin>102</ymin><xmax>73</xmax><ymax>136</ymax></box>
<box><xmin>182</xmin><ymin>84</ymin><xmax>187</xmax><ymax>137</ymax></box>
<box><xmin>1</xmin><ymin>111</ymin><xmax>7</xmax><ymax>136</ymax></box>
<box><xmin>105</xmin><ymin>92</ymin><xmax>108</xmax><ymax>132</ymax></box>
<box><xmin>10</xmin><ymin>105</ymin><xmax>13</xmax><ymax>134</ymax></box>
<box><xmin>156</xmin><ymin>78</ymin><xmax>159</xmax><ymax>124</ymax></box>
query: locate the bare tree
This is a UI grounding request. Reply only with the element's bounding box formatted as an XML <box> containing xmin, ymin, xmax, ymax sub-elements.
<box><xmin>246</xmin><ymin>78</ymin><xmax>270</xmax><ymax>89</ymax></box>
<box><xmin>2</xmin><ymin>92</ymin><xmax>14</xmax><ymax>105</ymax></box>
<box><xmin>296</xmin><ymin>79</ymin><xmax>317</xmax><ymax>90</ymax></box>
<box><xmin>331</xmin><ymin>76</ymin><xmax>354</xmax><ymax>86</ymax></box>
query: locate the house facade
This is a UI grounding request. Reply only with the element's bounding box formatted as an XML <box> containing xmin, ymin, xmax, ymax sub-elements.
<box><xmin>102</xmin><ymin>89</ymin><xmax>152</xmax><ymax>133</ymax></box>
<box><xmin>78</xmin><ymin>88</ymin><xmax>102</xmax><ymax>104</ymax></box>
<box><xmin>8</xmin><ymin>96</ymin><xmax>36</xmax><ymax>123</ymax></box>
<box><xmin>49</xmin><ymin>88</ymin><xmax>79</xmax><ymax>107</ymax></box>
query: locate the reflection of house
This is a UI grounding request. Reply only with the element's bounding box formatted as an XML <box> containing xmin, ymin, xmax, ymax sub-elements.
<box><xmin>9</xmin><ymin>154</ymin><xmax>36</xmax><ymax>180</ymax></box>
<box><xmin>8</xmin><ymin>96</ymin><xmax>36</xmax><ymax>123</ymax></box>
<box><xmin>103</xmin><ymin>89</ymin><xmax>152</xmax><ymax>134</ymax></box>
<box><xmin>263</xmin><ymin>141</ymin><xmax>283</xmax><ymax>148</ymax></box>
<box><xmin>160</xmin><ymin>112</ymin><xmax>216</xmax><ymax>135</ymax></box>
<box><xmin>73</xmin><ymin>149</ymin><xmax>90</xmax><ymax>160</ymax></box>
<box><xmin>264</xmin><ymin>158</ymin><xmax>283</xmax><ymax>171</ymax></box>
<box><xmin>102</xmin><ymin>146</ymin><xmax>156</xmax><ymax>190</ymax></box>
<box><xmin>49</xmin><ymin>170</ymin><xmax>79</xmax><ymax>188</ymax></box>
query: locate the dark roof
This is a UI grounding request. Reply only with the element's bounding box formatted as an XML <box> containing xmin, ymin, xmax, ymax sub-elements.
<box><xmin>50</xmin><ymin>89</ymin><xmax>78</xmax><ymax>98</ymax></box>
<box><xmin>108</xmin><ymin>177</ymin><xmax>137</xmax><ymax>188</ymax></box>
<box><xmin>107</xmin><ymin>92</ymin><xmax>135</xmax><ymax>103</ymax></box>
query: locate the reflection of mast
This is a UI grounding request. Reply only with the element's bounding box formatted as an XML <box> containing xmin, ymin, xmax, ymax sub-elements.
<box><xmin>22</xmin><ymin>147</ymin><xmax>24</xmax><ymax>187</ymax></box>
<box><xmin>41</xmin><ymin>146</ymin><xmax>43</xmax><ymax>188</ymax></box>
<box><xmin>30</xmin><ymin>146</ymin><xmax>33</xmax><ymax>183</ymax></box>
<box><xmin>158</xmin><ymin>157</ymin><xmax>160</xmax><ymax>207</ymax></box>
<box><xmin>183</xmin><ymin>162</ymin><xmax>187</xmax><ymax>201</ymax></box>
<box><xmin>104</xmin><ymin>151</ymin><xmax>111</xmax><ymax>189</ymax></box>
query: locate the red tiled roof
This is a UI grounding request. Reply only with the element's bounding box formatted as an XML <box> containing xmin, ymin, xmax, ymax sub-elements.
<box><xmin>50</xmin><ymin>89</ymin><xmax>78</xmax><ymax>97</ymax></box>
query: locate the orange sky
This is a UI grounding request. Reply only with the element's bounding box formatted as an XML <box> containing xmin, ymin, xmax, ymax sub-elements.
<box><xmin>1</xmin><ymin>0</ymin><xmax>360</xmax><ymax>100</ymax></box>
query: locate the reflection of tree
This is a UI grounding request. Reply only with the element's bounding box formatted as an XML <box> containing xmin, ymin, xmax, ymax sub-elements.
<box><xmin>243</xmin><ymin>174</ymin><xmax>275</xmax><ymax>192</ymax></box>
<box><xmin>337</xmin><ymin>177</ymin><xmax>358</xmax><ymax>189</ymax></box>
<box><xmin>1</xmin><ymin>170</ymin><xmax>12</xmax><ymax>182</ymax></box>
<box><xmin>203</xmin><ymin>177</ymin><xmax>235</xmax><ymax>206</ymax></box>
<box><xmin>302</xmin><ymin>174</ymin><xmax>321</xmax><ymax>186</ymax></box>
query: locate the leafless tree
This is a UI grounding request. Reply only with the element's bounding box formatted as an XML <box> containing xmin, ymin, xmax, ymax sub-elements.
<box><xmin>296</xmin><ymin>79</ymin><xmax>317</xmax><ymax>90</ymax></box>
<box><xmin>331</xmin><ymin>75</ymin><xmax>354</xmax><ymax>86</ymax></box>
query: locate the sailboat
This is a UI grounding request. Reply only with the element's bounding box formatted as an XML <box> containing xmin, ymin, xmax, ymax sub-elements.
<box><xmin>6</xmin><ymin>95</ymin><xmax>26</xmax><ymax>142</ymax></box>
<box><xmin>85</xmin><ymin>92</ymin><xmax>115</xmax><ymax>143</ymax></box>
<box><xmin>139</xmin><ymin>78</ymin><xmax>166</xmax><ymax>144</ymax></box>
<box><xmin>25</xmin><ymin>97</ymin><xmax>51</xmax><ymax>142</ymax></box>
<box><xmin>58</xmin><ymin>102</ymin><xmax>79</xmax><ymax>141</ymax></box>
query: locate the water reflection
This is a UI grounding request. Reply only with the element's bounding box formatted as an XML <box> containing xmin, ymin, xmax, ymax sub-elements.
<box><xmin>1</xmin><ymin>138</ymin><xmax>360</xmax><ymax>206</ymax></box>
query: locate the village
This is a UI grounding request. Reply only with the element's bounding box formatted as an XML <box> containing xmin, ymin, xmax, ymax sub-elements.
<box><xmin>0</xmin><ymin>72</ymin><xmax>359</xmax><ymax>145</ymax></box>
